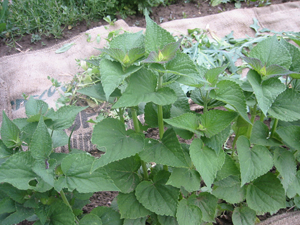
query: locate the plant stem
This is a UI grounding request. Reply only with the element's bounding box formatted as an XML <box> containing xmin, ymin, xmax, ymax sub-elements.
<box><xmin>157</xmin><ymin>74</ymin><xmax>164</xmax><ymax>140</ymax></box>
<box><xmin>60</xmin><ymin>190</ymin><xmax>79</xmax><ymax>223</ymax></box>
<box><xmin>246</xmin><ymin>104</ymin><xmax>257</xmax><ymax>139</ymax></box>
<box><xmin>270</xmin><ymin>118</ymin><xmax>279</xmax><ymax>138</ymax></box>
<box><xmin>131</xmin><ymin>108</ymin><xmax>149</xmax><ymax>180</ymax></box>
<box><xmin>117</xmin><ymin>108</ymin><xmax>124</xmax><ymax>124</ymax></box>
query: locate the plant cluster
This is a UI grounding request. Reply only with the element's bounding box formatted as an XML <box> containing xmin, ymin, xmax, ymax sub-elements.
<box><xmin>1</xmin><ymin>15</ymin><xmax>300</xmax><ymax>225</ymax></box>
<box><xmin>0</xmin><ymin>0</ymin><xmax>170</xmax><ymax>40</ymax></box>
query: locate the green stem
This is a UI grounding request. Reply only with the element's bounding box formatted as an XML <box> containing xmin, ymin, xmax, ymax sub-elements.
<box><xmin>246</xmin><ymin>104</ymin><xmax>257</xmax><ymax>139</ymax></box>
<box><xmin>60</xmin><ymin>190</ymin><xmax>79</xmax><ymax>223</ymax></box>
<box><xmin>131</xmin><ymin>108</ymin><xmax>149</xmax><ymax>180</ymax></box>
<box><xmin>157</xmin><ymin>74</ymin><xmax>165</xmax><ymax>140</ymax></box>
<box><xmin>270</xmin><ymin>118</ymin><xmax>279</xmax><ymax>138</ymax></box>
<box><xmin>117</xmin><ymin>108</ymin><xmax>124</xmax><ymax>124</ymax></box>
<box><xmin>260</xmin><ymin>113</ymin><xmax>265</xmax><ymax>122</ymax></box>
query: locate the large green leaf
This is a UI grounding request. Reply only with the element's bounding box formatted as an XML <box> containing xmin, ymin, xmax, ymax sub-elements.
<box><xmin>58</xmin><ymin>153</ymin><xmax>119</xmax><ymax>193</ymax></box>
<box><xmin>29</xmin><ymin>116</ymin><xmax>52</xmax><ymax>160</ymax></box>
<box><xmin>216</xmin><ymin>154</ymin><xmax>240</xmax><ymax>181</ymax></box>
<box><xmin>135</xmin><ymin>171</ymin><xmax>179</xmax><ymax>217</ymax></box>
<box><xmin>0</xmin><ymin>198</ymin><xmax>15</xmax><ymax>214</ymax></box>
<box><xmin>176</xmin><ymin>199</ymin><xmax>202</xmax><ymax>225</ymax></box>
<box><xmin>47</xmin><ymin>105</ymin><xmax>87</xmax><ymax>130</ymax></box>
<box><xmin>0</xmin><ymin>203</ymin><xmax>34</xmax><ymax>225</ymax></box>
<box><xmin>166</xmin><ymin>167</ymin><xmax>201</xmax><ymax>192</ymax></box>
<box><xmin>246</xmin><ymin>173</ymin><xmax>285</xmax><ymax>213</ymax></box>
<box><xmin>110</xmin><ymin>31</ymin><xmax>144</xmax><ymax>52</ymax></box>
<box><xmin>213</xmin><ymin>176</ymin><xmax>246</xmax><ymax>204</ymax></box>
<box><xmin>100</xmin><ymin>59</ymin><xmax>142</xmax><ymax>100</ymax></box>
<box><xmin>268</xmin><ymin>89</ymin><xmax>300</xmax><ymax>121</ymax></box>
<box><xmin>276</xmin><ymin>125</ymin><xmax>300</xmax><ymax>150</ymax></box>
<box><xmin>79</xmin><ymin>214</ymin><xmax>102</xmax><ymax>225</ymax></box>
<box><xmin>25</xmin><ymin>96</ymin><xmax>49</xmax><ymax>118</ymax></box>
<box><xmin>104</xmin><ymin>156</ymin><xmax>141</xmax><ymax>193</ymax></box>
<box><xmin>157</xmin><ymin>215</ymin><xmax>179</xmax><ymax>225</ymax></box>
<box><xmin>232</xmin><ymin>206</ymin><xmax>256</xmax><ymax>225</ymax></box>
<box><xmin>0</xmin><ymin>140</ymin><xmax>13</xmax><ymax>159</ymax></box>
<box><xmin>90</xmin><ymin>206</ymin><xmax>123</xmax><ymax>225</ymax></box>
<box><xmin>190</xmin><ymin>138</ymin><xmax>225</xmax><ymax>187</ymax></box>
<box><xmin>123</xmin><ymin>217</ymin><xmax>147</xmax><ymax>225</ymax></box>
<box><xmin>91</xmin><ymin>118</ymin><xmax>144</xmax><ymax>170</ymax></box>
<box><xmin>287</xmin><ymin>170</ymin><xmax>300</xmax><ymax>198</ymax></box>
<box><xmin>77</xmin><ymin>83</ymin><xmax>121</xmax><ymax>103</ymax></box>
<box><xmin>47</xmin><ymin>201</ymin><xmax>75</xmax><ymax>225</ymax></box>
<box><xmin>113</xmin><ymin>68</ymin><xmax>177</xmax><ymax>108</ymax></box>
<box><xmin>145</xmin><ymin>14</ymin><xmax>175</xmax><ymax>54</ymax></box>
<box><xmin>1</xmin><ymin>111</ymin><xmax>20</xmax><ymax>148</ymax></box>
<box><xmin>188</xmin><ymin>192</ymin><xmax>218</xmax><ymax>222</ymax></box>
<box><xmin>249</xmin><ymin>35</ymin><xmax>291</xmax><ymax>69</ymax></box>
<box><xmin>237</xmin><ymin>136</ymin><xmax>273</xmax><ymax>186</ymax></box>
<box><xmin>163</xmin><ymin>113</ymin><xmax>201</xmax><ymax>135</ymax></box>
<box><xmin>247</xmin><ymin>70</ymin><xmax>286</xmax><ymax>115</ymax></box>
<box><xmin>0</xmin><ymin>183</ymin><xmax>28</xmax><ymax>204</ymax></box>
<box><xmin>280</xmin><ymin>38</ymin><xmax>300</xmax><ymax>75</ymax></box>
<box><xmin>139</xmin><ymin>129</ymin><xmax>190</xmax><ymax>168</ymax></box>
<box><xmin>250</xmin><ymin>121</ymin><xmax>281</xmax><ymax>146</ymax></box>
<box><xmin>0</xmin><ymin>151</ymin><xmax>51</xmax><ymax>191</ymax></box>
<box><xmin>273</xmin><ymin>148</ymin><xmax>296</xmax><ymax>191</ymax></box>
<box><xmin>117</xmin><ymin>192</ymin><xmax>151</xmax><ymax>219</ymax></box>
<box><xmin>200</xmin><ymin>110</ymin><xmax>238</xmax><ymax>137</ymax></box>
<box><xmin>210</xmin><ymin>80</ymin><xmax>250</xmax><ymax>123</ymax></box>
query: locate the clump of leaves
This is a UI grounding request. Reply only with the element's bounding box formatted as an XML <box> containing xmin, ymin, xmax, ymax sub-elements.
<box><xmin>1</xmin><ymin>15</ymin><xmax>300</xmax><ymax>225</ymax></box>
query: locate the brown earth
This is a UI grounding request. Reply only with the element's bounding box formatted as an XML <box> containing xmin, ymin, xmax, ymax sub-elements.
<box><xmin>13</xmin><ymin>0</ymin><xmax>299</xmax><ymax>224</ymax></box>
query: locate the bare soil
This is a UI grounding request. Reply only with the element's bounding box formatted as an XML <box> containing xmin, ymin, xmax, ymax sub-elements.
<box><xmin>13</xmin><ymin>0</ymin><xmax>299</xmax><ymax>224</ymax></box>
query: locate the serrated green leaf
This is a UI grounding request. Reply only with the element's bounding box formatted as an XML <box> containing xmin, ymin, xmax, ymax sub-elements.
<box><xmin>269</xmin><ymin>89</ymin><xmax>300</xmax><ymax>121</ymax></box>
<box><xmin>276</xmin><ymin>125</ymin><xmax>300</xmax><ymax>150</ymax></box>
<box><xmin>166</xmin><ymin>167</ymin><xmax>200</xmax><ymax>192</ymax></box>
<box><xmin>59</xmin><ymin>153</ymin><xmax>119</xmax><ymax>193</ymax></box>
<box><xmin>145</xmin><ymin>14</ymin><xmax>175</xmax><ymax>54</ymax></box>
<box><xmin>280</xmin><ymin>38</ymin><xmax>300</xmax><ymax>73</ymax></box>
<box><xmin>0</xmin><ymin>183</ymin><xmax>28</xmax><ymax>204</ymax></box>
<box><xmin>113</xmin><ymin>69</ymin><xmax>177</xmax><ymax>108</ymax></box>
<box><xmin>273</xmin><ymin>148</ymin><xmax>296</xmax><ymax>191</ymax></box>
<box><xmin>0</xmin><ymin>140</ymin><xmax>13</xmax><ymax>159</ymax></box>
<box><xmin>104</xmin><ymin>156</ymin><xmax>141</xmax><ymax>193</ymax></box>
<box><xmin>247</xmin><ymin>70</ymin><xmax>285</xmax><ymax>115</ymax></box>
<box><xmin>123</xmin><ymin>217</ymin><xmax>147</xmax><ymax>225</ymax></box>
<box><xmin>157</xmin><ymin>215</ymin><xmax>179</xmax><ymax>225</ymax></box>
<box><xmin>77</xmin><ymin>83</ymin><xmax>121</xmax><ymax>103</ymax></box>
<box><xmin>176</xmin><ymin>199</ymin><xmax>202</xmax><ymax>225</ymax></box>
<box><xmin>188</xmin><ymin>192</ymin><xmax>218</xmax><ymax>222</ymax></box>
<box><xmin>135</xmin><ymin>178</ymin><xmax>179</xmax><ymax>217</ymax></box>
<box><xmin>0</xmin><ymin>152</ymin><xmax>51</xmax><ymax>191</ymax></box>
<box><xmin>210</xmin><ymin>80</ymin><xmax>250</xmax><ymax>123</ymax></box>
<box><xmin>249</xmin><ymin>35</ymin><xmax>291</xmax><ymax>69</ymax></box>
<box><xmin>213</xmin><ymin>176</ymin><xmax>246</xmax><ymax>204</ymax></box>
<box><xmin>110</xmin><ymin>31</ymin><xmax>144</xmax><ymax>52</ymax></box>
<box><xmin>52</xmin><ymin>129</ymin><xmax>68</xmax><ymax>149</ymax></box>
<box><xmin>190</xmin><ymin>138</ymin><xmax>225</xmax><ymax>187</ymax></box>
<box><xmin>200</xmin><ymin>110</ymin><xmax>238</xmax><ymax>138</ymax></box>
<box><xmin>164</xmin><ymin>113</ymin><xmax>201</xmax><ymax>135</ymax></box>
<box><xmin>190</xmin><ymin>88</ymin><xmax>225</xmax><ymax>109</ymax></box>
<box><xmin>29</xmin><ymin>116</ymin><xmax>52</xmax><ymax>160</ymax></box>
<box><xmin>202</xmin><ymin>125</ymin><xmax>231</xmax><ymax>155</ymax></box>
<box><xmin>47</xmin><ymin>105</ymin><xmax>87</xmax><ymax>130</ymax></box>
<box><xmin>117</xmin><ymin>192</ymin><xmax>151</xmax><ymax>219</ymax></box>
<box><xmin>91</xmin><ymin>118</ymin><xmax>144</xmax><ymax>170</ymax></box>
<box><xmin>216</xmin><ymin>154</ymin><xmax>240</xmax><ymax>181</ymax></box>
<box><xmin>25</xmin><ymin>96</ymin><xmax>49</xmax><ymax>118</ymax></box>
<box><xmin>0</xmin><ymin>198</ymin><xmax>16</xmax><ymax>214</ymax></box>
<box><xmin>90</xmin><ymin>206</ymin><xmax>123</xmax><ymax>225</ymax></box>
<box><xmin>237</xmin><ymin>136</ymin><xmax>273</xmax><ymax>186</ymax></box>
<box><xmin>0</xmin><ymin>203</ymin><xmax>34</xmax><ymax>225</ymax></box>
<box><xmin>246</xmin><ymin>172</ymin><xmax>285</xmax><ymax>213</ymax></box>
<box><xmin>79</xmin><ymin>214</ymin><xmax>102</xmax><ymax>225</ymax></box>
<box><xmin>1</xmin><ymin>111</ymin><xmax>21</xmax><ymax>148</ymax></box>
<box><xmin>32</xmin><ymin>159</ymin><xmax>56</xmax><ymax>187</ymax></box>
<box><xmin>232</xmin><ymin>206</ymin><xmax>256</xmax><ymax>225</ymax></box>
<box><xmin>205</xmin><ymin>65</ymin><xmax>227</xmax><ymax>86</ymax></box>
<box><xmin>100</xmin><ymin>59</ymin><xmax>142</xmax><ymax>100</ymax></box>
<box><xmin>140</xmin><ymin>129</ymin><xmax>190</xmax><ymax>168</ymax></box>
<box><xmin>286</xmin><ymin>170</ymin><xmax>300</xmax><ymax>198</ymax></box>
<box><xmin>143</xmin><ymin>39</ymin><xmax>181</xmax><ymax>64</ymax></box>
<box><xmin>250</xmin><ymin>121</ymin><xmax>281</xmax><ymax>146</ymax></box>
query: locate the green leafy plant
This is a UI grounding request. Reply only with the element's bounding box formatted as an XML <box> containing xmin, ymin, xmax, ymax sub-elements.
<box><xmin>2</xmin><ymin>15</ymin><xmax>300</xmax><ymax>225</ymax></box>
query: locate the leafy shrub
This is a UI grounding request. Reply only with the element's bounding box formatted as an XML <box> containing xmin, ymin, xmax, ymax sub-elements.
<box><xmin>1</xmin><ymin>15</ymin><xmax>300</xmax><ymax>225</ymax></box>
